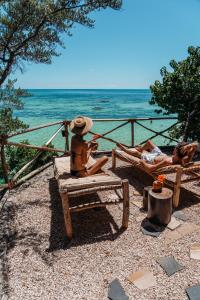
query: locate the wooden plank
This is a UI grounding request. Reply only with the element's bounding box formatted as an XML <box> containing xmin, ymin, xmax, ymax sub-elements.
<box><xmin>173</xmin><ymin>167</ymin><xmax>183</xmax><ymax>208</ymax></box>
<box><xmin>181</xmin><ymin>175</ymin><xmax>200</xmax><ymax>184</ymax></box>
<box><xmin>93</xmin><ymin>117</ymin><xmax>177</xmax><ymax>122</ymax></box>
<box><xmin>59</xmin><ymin>176</ymin><xmax>121</xmax><ymax>192</ymax></box>
<box><xmin>5</xmin><ymin>140</ymin><xmax>65</xmax><ymax>153</ymax></box>
<box><xmin>7</xmin><ymin>120</ymin><xmax>65</xmax><ymax>138</ymax></box>
<box><xmin>131</xmin><ymin>121</ymin><xmax>135</xmax><ymax>147</ymax></box>
<box><xmin>122</xmin><ymin>179</ymin><xmax>129</xmax><ymax>228</ymax></box>
<box><xmin>13</xmin><ymin>125</ymin><xmax>64</xmax><ymax>181</ymax></box>
<box><xmin>63</xmin><ymin>122</ymin><xmax>69</xmax><ymax>151</ymax></box>
<box><xmin>68</xmin><ymin>184</ymin><xmax>122</xmax><ymax>197</ymax></box>
<box><xmin>60</xmin><ymin>192</ymin><xmax>73</xmax><ymax>240</ymax></box>
<box><xmin>70</xmin><ymin>201</ymin><xmax>119</xmax><ymax>212</ymax></box>
<box><xmin>89</xmin><ymin>129</ymin><xmax>129</xmax><ymax>147</ymax></box>
<box><xmin>112</xmin><ymin>149</ymin><xmax>116</xmax><ymax>169</ymax></box>
<box><xmin>15</xmin><ymin>162</ymin><xmax>53</xmax><ymax>186</ymax></box>
<box><xmin>136</xmin><ymin>120</ymin><xmax>179</xmax><ymax>144</ymax></box>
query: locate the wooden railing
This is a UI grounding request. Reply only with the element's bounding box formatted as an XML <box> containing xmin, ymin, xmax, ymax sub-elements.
<box><xmin>0</xmin><ymin>117</ymin><xmax>178</xmax><ymax>194</ymax></box>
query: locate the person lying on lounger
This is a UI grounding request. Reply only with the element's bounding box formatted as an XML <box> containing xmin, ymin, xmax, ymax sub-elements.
<box><xmin>117</xmin><ymin>140</ymin><xmax>198</xmax><ymax>172</ymax></box>
<box><xmin>70</xmin><ymin>116</ymin><xmax>108</xmax><ymax>177</ymax></box>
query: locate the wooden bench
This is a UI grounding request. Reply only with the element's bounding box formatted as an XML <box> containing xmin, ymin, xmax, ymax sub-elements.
<box><xmin>54</xmin><ymin>156</ymin><xmax>130</xmax><ymax>240</ymax></box>
<box><xmin>112</xmin><ymin>148</ymin><xmax>200</xmax><ymax>208</ymax></box>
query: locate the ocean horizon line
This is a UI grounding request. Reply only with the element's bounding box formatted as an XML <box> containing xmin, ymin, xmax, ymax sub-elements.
<box><xmin>25</xmin><ymin>88</ymin><xmax>151</xmax><ymax>90</ymax></box>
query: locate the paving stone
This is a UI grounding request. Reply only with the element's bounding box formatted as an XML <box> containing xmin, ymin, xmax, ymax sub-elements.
<box><xmin>167</xmin><ymin>216</ymin><xmax>182</xmax><ymax>230</ymax></box>
<box><xmin>186</xmin><ymin>285</ymin><xmax>200</xmax><ymax>300</ymax></box>
<box><xmin>128</xmin><ymin>270</ymin><xmax>156</xmax><ymax>290</ymax></box>
<box><xmin>157</xmin><ymin>255</ymin><xmax>185</xmax><ymax>276</ymax></box>
<box><xmin>108</xmin><ymin>278</ymin><xmax>129</xmax><ymax>300</ymax></box>
<box><xmin>173</xmin><ymin>210</ymin><xmax>188</xmax><ymax>221</ymax></box>
<box><xmin>190</xmin><ymin>244</ymin><xmax>200</xmax><ymax>260</ymax></box>
<box><xmin>165</xmin><ymin>222</ymin><xmax>199</xmax><ymax>245</ymax></box>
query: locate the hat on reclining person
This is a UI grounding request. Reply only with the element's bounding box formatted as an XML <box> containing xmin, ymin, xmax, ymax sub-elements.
<box><xmin>70</xmin><ymin>116</ymin><xmax>93</xmax><ymax>135</ymax></box>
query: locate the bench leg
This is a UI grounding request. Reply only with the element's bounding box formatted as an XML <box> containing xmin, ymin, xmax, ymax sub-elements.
<box><xmin>112</xmin><ymin>149</ymin><xmax>116</xmax><ymax>169</ymax></box>
<box><xmin>173</xmin><ymin>166</ymin><xmax>183</xmax><ymax>208</ymax></box>
<box><xmin>61</xmin><ymin>192</ymin><xmax>73</xmax><ymax>240</ymax></box>
<box><xmin>122</xmin><ymin>179</ymin><xmax>129</xmax><ymax>228</ymax></box>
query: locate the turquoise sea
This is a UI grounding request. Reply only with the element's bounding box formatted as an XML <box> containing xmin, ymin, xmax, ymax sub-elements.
<box><xmin>13</xmin><ymin>89</ymin><xmax>176</xmax><ymax>150</ymax></box>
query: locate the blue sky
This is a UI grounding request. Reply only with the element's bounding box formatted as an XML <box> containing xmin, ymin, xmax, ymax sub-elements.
<box><xmin>15</xmin><ymin>0</ymin><xmax>200</xmax><ymax>89</ymax></box>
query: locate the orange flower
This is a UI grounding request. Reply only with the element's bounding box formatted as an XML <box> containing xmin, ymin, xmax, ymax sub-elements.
<box><xmin>157</xmin><ymin>175</ymin><xmax>166</xmax><ymax>183</ymax></box>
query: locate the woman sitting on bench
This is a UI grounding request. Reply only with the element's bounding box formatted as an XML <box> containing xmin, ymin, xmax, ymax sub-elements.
<box><xmin>117</xmin><ymin>140</ymin><xmax>198</xmax><ymax>172</ymax></box>
<box><xmin>70</xmin><ymin>116</ymin><xmax>108</xmax><ymax>177</ymax></box>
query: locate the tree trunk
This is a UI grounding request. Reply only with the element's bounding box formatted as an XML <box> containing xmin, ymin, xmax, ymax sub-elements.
<box><xmin>0</xmin><ymin>145</ymin><xmax>8</xmax><ymax>183</ymax></box>
<box><xmin>182</xmin><ymin>110</ymin><xmax>195</xmax><ymax>142</ymax></box>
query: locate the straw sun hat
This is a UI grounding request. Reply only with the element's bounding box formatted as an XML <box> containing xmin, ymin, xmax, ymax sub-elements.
<box><xmin>70</xmin><ymin>116</ymin><xmax>93</xmax><ymax>135</ymax></box>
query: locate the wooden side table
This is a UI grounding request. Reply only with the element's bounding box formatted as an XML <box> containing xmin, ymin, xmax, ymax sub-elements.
<box><xmin>147</xmin><ymin>187</ymin><xmax>173</xmax><ymax>225</ymax></box>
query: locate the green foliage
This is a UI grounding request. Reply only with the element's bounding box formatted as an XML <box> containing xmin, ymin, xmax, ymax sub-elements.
<box><xmin>0</xmin><ymin>140</ymin><xmax>57</xmax><ymax>179</ymax></box>
<box><xmin>150</xmin><ymin>46</ymin><xmax>200</xmax><ymax>141</ymax></box>
<box><xmin>0</xmin><ymin>79</ymin><xmax>29</xmax><ymax>135</ymax></box>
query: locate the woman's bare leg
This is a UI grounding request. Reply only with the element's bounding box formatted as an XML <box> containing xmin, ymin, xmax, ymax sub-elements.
<box><xmin>141</xmin><ymin>140</ymin><xmax>157</xmax><ymax>152</ymax></box>
<box><xmin>87</xmin><ymin>156</ymin><xmax>109</xmax><ymax>176</ymax></box>
<box><xmin>117</xmin><ymin>143</ymin><xmax>142</xmax><ymax>158</ymax></box>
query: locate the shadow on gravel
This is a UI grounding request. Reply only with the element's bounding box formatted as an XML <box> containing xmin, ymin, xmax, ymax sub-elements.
<box><xmin>48</xmin><ymin>178</ymin><xmax>125</xmax><ymax>251</ymax></box>
<box><xmin>0</xmin><ymin>199</ymin><xmax>16</xmax><ymax>298</ymax></box>
<box><xmin>111</xmin><ymin>165</ymin><xmax>148</xmax><ymax>194</ymax></box>
<box><xmin>112</xmin><ymin>165</ymin><xmax>200</xmax><ymax>210</ymax></box>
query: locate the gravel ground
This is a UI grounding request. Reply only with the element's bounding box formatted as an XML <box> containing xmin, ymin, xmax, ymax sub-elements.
<box><xmin>0</xmin><ymin>158</ymin><xmax>200</xmax><ymax>300</ymax></box>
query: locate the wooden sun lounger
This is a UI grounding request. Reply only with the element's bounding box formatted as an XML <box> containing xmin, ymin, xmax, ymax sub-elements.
<box><xmin>54</xmin><ymin>156</ymin><xmax>130</xmax><ymax>240</ymax></box>
<box><xmin>112</xmin><ymin>149</ymin><xmax>200</xmax><ymax>208</ymax></box>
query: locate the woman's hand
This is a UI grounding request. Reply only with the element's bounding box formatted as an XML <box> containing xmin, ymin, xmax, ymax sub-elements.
<box><xmin>116</xmin><ymin>143</ymin><xmax>124</xmax><ymax>149</ymax></box>
<box><xmin>92</xmin><ymin>134</ymin><xmax>102</xmax><ymax>141</ymax></box>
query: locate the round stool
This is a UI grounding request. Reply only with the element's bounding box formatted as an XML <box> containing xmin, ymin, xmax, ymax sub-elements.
<box><xmin>147</xmin><ymin>187</ymin><xmax>173</xmax><ymax>225</ymax></box>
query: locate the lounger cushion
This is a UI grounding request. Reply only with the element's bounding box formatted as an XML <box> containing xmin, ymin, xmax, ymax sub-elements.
<box><xmin>54</xmin><ymin>156</ymin><xmax>121</xmax><ymax>192</ymax></box>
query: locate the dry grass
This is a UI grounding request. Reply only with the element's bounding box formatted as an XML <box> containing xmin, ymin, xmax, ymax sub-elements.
<box><xmin>1</xmin><ymin>158</ymin><xmax>200</xmax><ymax>300</ymax></box>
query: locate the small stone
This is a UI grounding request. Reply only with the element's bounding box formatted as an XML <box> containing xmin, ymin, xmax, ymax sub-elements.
<box><xmin>173</xmin><ymin>210</ymin><xmax>188</xmax><ymax>221</ymax></box>
<box><xmin>157</xmin><ymin>255</ymin><xmax>185</xmax><ymax>276</ymax></box>
<box><xmin>128</xmin><ymin>270</ymin><xmax>156</xmax><ymax>289</ymax></box>
<box><xmin>108</xmin><ymin>278</ymin><xmax>129</xmax><ymax>300</ymax></box>
<box><xmin>186</xmin><ymin>285</ymin><xmax>200</xmax><ymax>300</ymax></box>
<box><xmin>190</xmin><ymin>244</ymin><xmax>200</xmax><ymax>260</ymax></box>
<box><xmin>167</xmin><ymin>217</ymin><xmax>181</xmax><ymax>230</ymax></box>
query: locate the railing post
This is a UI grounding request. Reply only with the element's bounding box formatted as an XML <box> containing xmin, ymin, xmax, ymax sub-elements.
<box><xmin>64</xmin><ymin>121</ymin><xmax>69</xmax><ymax>151</ymax></box>
<box><xmin>131</xmin><ymin>120</ymin><xmax>135</xmax><ymax>148</ymax></box>
<box><xmin>0</xmin><ymin>141</ymin><xmax>9</xmax><ymax>183</ymax></box>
